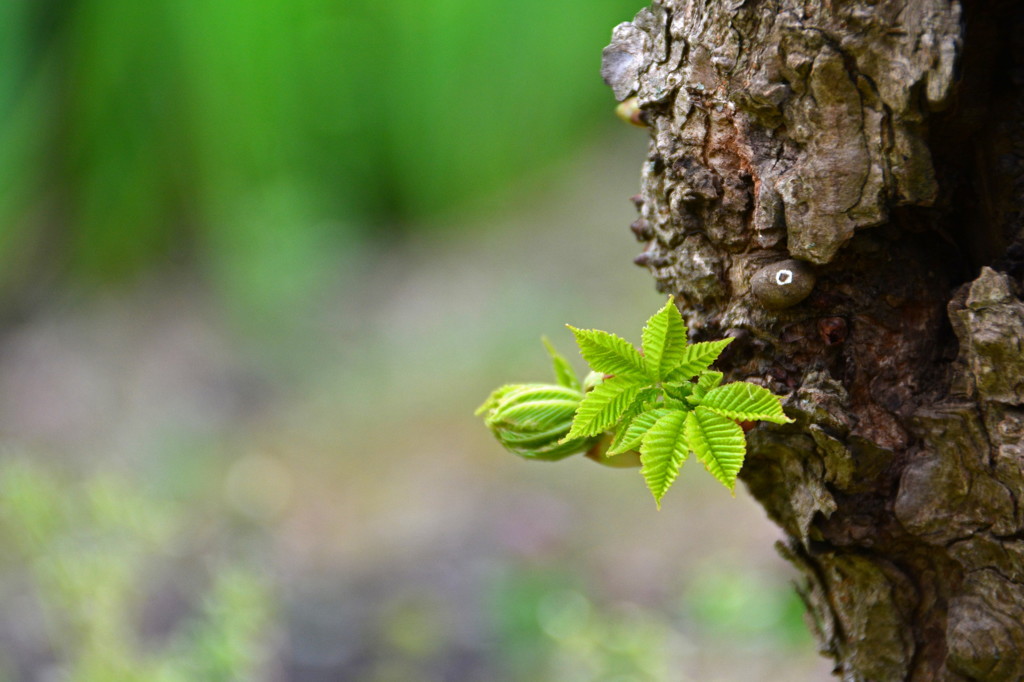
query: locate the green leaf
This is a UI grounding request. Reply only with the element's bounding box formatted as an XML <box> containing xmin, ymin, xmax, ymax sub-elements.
<box><xmin>564</xmin><ymin>379</ymin><xmax>641</xmax><ymax>440</ymax></box>
<box><xmin>685</xmin><ymin>407</ymin><xmax>747</xmax><ymax>491</ymax></box>
<box><xmin>499</xmin><ymin>422</ymin><xmax>577</xmax><ymax>449</ymax></box>
<box><xmin>475</xmin><ymin>384</ymin><xmax>521</xmax><ymax>416</ymax></box>
<box><xmin>484</xmin><ymin>385</ymin><xmax>582</xmax><ymax>438</ymax></box>
<box><xmin>686</xmin><ymin>371</ymin><xmax>723</xmax><ymax>405</ymax></box>
<box><xmin>698</xmin><ymin>381</ymin><xmax>794</xmax><ymax>424</ymax></box>
<box><xmin>661</xmin><ymin>396</ymin><xmax>690</xmax><ymax>411</ymax></box>
<box><xmin>696</xmin><ymin>370</ymin><xmax>723</xmax><ymax>392</ymax></box>
<box><xmin>605</xmin><ymin>388</ymin><xmax>659</xmax><ymax>453</ymax></box>
<box><xmin>486</xmin><ymin>384</ymin><xmax>581</xmax><ymax>410</ymax></box>
<box><xmin>640</xmin><ymin>410</ymin><xmax>690</xmax><ymax>508</ymax></box>
<box><xmin>542</xmin><ymin>337</ymin><xmax>581</xmax><ymax>391</ymax></box>
<box><xmin>663</xmin><ymin>339</ymin><xmax>734</xmax><ymax>382</ymax></box>
<box><xmin>506</xmin><ymin>435</ymin><xmax>596</xmax><ymax>462</ymax></box>
<box><xmin>491</xmin><ymin>396</ymin><xmax>582</xmax><ymax>432</ymax></box>
<box><xmin>641</xmin><ymin>296</ymin><xmax>688</xmax><ymax>380</ymax></box>
<box><xmin>608</xmin><ymin>407</ymin><xmax>670</xmax><ymax>455</ymax></box>
<box><xmin>662</xmin><ymin>381</ymin><xmax>695</xmax><ymax>402</ymax></box>
<box><xmin>633</xmin><ymin>386</ymin><xmax>660</xmax><ymax>408</ymax></box>
<box><xmin>567</xmin><ymin>326</ymin><xmax>648</xmax><ymax>379</ymax></box>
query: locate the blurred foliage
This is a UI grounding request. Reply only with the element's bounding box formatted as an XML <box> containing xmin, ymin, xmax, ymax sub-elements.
<box><xmin>682</xmin><ymin>560</ymin><xmax>813</xmax><ymax>649</ymax></box>
<box><xmin>0</xmin><ymin>2</ymin><xmax>829</xmax><ymax>679</ymax></box>
<box><xmin>0</xmin><ymin>457</ymin><xmax>272</xmax><ymax>682</ymax></box>
<box><xmin>484</xmin><ymin>563</ymin><xmax>810</xmax><ymax>681</ymax></box>
<box><xmin>0</xmin><ymin>0</ymin><xmax>642</xmax><ymax>305</ymax></box>
<box><xmin>486</xmin><ymin>567</ymin><xmax>677</xmax><ymax>681</ymax></box>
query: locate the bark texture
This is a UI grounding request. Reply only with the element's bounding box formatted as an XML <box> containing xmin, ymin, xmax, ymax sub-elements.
<box><xmin>603</xmin><ymin>1</ymin><xmax>1024</xmax><ymax>679</ymax></box>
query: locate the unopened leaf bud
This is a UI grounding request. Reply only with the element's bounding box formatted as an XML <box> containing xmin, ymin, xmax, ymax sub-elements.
<box><xmin>478</xmin><ymin>383</ymin><xmax>596</xmax><ymax>461</ymax></box>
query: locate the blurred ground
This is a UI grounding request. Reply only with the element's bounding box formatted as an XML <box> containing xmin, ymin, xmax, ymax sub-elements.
<box><xmin>0</xmin><ymin>131</ymin><xmax>832</xmax><ymax>681</ymax></box>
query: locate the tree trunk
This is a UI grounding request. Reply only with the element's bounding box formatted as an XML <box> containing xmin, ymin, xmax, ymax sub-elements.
<box><xmin>602</xmin><ymin>1</ymin><xmax>1024</xmax><ymax>679</ymax></box>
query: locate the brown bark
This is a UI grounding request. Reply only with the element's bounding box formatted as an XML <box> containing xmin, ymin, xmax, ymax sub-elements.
<box><xmin>602</xmin><ymin>1</ymin><xmax>1024</xmax><ymax>679</ymax></box>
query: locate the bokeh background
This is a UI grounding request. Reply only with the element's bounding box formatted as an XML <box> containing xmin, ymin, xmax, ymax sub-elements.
<box><xmin>0</xmin><ymin>1</ymin><xmax>832</xmax><ymax>680</ymax></box>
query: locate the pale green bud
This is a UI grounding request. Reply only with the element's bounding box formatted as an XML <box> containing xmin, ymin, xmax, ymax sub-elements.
<box><xmin>582</xmin><ymin>370</ymin><xmax>605</xmax><ymax>392</ymax></box>
<box><xmin>476</xmin><ymin>383</ymin><xmax>596</xmax><ymax>461</ymax></box>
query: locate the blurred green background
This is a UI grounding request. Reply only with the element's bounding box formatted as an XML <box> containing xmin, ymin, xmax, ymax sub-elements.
<box><xmin>0</xmin><ymin>1</ymin><xmax>831</xmax><ymax>680</ymax></box>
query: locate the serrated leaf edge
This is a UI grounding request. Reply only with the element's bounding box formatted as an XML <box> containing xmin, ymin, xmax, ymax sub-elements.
<box><xmin>542</xmin><ymin>336</ymin><xmax>581</xmax><ymax>391</ymax></box>
<box><xmin>639</xmin><ymin>410</ymin><xmax>690</xmax><ymax>509</ymax></box>
<box><xmin>607</xmin><ymin>407</ymin><xmax>671</xmax><ymax>456</ymax></box>
<box><xmin>641</xmin><ymin>296</ymin><xmax>688</xmax><ymax>380</ymax></box>
<box><xmin>567</xmin><ymin>325</ymin><xmax>649</xmax><ymax>378</ymax></box>
<box><xmin>662</xmin><ymin>338</ymin><xmax>733</xmax><ymax>382</ymax></box>
<box><xmin>563</xmin><ymin>379</ymin><xmax>642</xmax><ymax>441</ymax></box>
<box><xmin>684</xmin><ymin>407</ymin><xmax>747</xmax><ymax>493</ymax></box>
<box><xmin>697</xmin><ymin>381</ymin><xmax>794</xmax><ymax>424</ymax></box>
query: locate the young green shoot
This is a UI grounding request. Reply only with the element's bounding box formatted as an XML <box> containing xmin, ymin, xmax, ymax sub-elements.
<box><xmin>476</xmin><ymin>298</ymin><xmax>793</xmax><ymax>507</ymax></box>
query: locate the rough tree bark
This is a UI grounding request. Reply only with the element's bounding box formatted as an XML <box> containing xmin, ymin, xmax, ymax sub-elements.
<box><xmin>601</xmin><ymin>1</ymin><xmax>1024</xmax><ymax>679</ymax></box>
